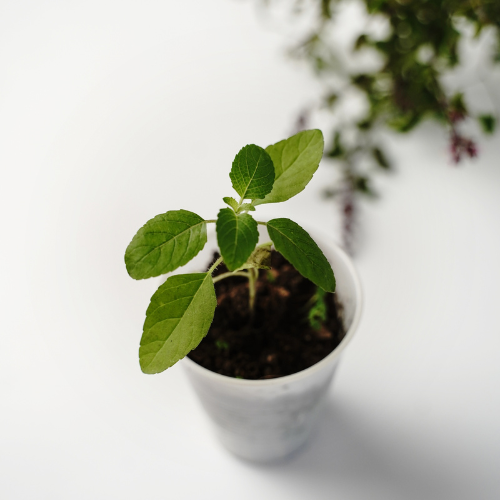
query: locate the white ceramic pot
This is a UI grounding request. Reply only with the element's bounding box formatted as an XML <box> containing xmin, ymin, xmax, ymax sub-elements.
<box><xmin>183</xmin><ymin>237</ymin><xmax>362</xmax><ymax>462</ymax></box>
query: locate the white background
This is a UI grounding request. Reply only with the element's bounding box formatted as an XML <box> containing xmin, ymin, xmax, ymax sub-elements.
<box><xmin>1</xmin><ymin>1</ymin><xmax>500</xmax><ymax>499</ymax></box>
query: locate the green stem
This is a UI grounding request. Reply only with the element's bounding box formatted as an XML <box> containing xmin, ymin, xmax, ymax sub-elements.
<box><xmin>212</xmin><ymin>267</ymin><xmax>258</xmax><ymax>314</ymax></box>
<box><xmin>208</xmin><ymin>256</ymin><xmax>223</xmax><ymax>274</ymax></box>
<box><xmin>257</xmin><ymin>241</ymin><xmax>272</xmax><ymax>249</ymax></box>
<box><xmin>248</xmin><ymin>267</ymin><xmax>258</xmax><ymax>313</ymax></box>
<box><xmin>212</xmin><ymin>271</ymin><xmax>249</xmax><ymax>283</ymax></box>
<box><xmin>257</xmin><ymin>221</ymin><xmax>267</xmax><ymax>226</ymax></box>
<box><xmin>205</xmin><ymin>219</ymin><xmax>217</xmax><ymax>224</ymax></box>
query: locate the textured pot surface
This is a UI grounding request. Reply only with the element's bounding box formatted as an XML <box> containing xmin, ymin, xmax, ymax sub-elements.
<box><xmin>183</xmin><ymin>237</ymin><xmax>362</xmax><ymax>462</ymax></box>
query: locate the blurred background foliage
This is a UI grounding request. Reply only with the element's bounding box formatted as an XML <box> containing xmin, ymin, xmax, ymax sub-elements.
<box><xmin>258</xmin><ymin>0</ymin><xmax>500</xmax><ymax>251</ymax></box>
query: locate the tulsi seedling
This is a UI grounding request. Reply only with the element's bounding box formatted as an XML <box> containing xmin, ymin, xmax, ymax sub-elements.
<box><xmin>125</xmin><ymin>129</ymin><xmax>336</xmax><ymax>374</ymax></box>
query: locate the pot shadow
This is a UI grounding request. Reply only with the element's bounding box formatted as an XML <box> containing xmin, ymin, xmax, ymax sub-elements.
<box><xmin>241</xmin><ymin>398</ymin><xmax>476</xmax><ymax>500</ymax></box>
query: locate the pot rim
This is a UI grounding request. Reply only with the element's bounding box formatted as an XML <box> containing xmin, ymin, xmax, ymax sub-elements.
<box><xmin>183</xmin><ymin>238</ymin><xmax>363</xmax><ymax>387</ymax></box>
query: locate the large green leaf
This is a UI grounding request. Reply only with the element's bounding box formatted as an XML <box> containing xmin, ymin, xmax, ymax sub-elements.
<box><xmin>216</xmin><ymin>208</ymin><xmax>258</xmax><ymax>271</ymax></box>
<box><xmin>139</xmin><ymin>273</ymin><xmax>216</xmax><ymax>374</ymax></box>
<box><xmin>254</xmin><ymin>130</ymin><xmax>324</xmax><ymax>205</ymax></box>
<box><xmin>267</xmin><ymin>218</ymin><xmax>335</xmax><ymax>292</ymax></box>
<box><xmin>229</xmin><ymin>144</ymin><xmax>275</xmax><ymax>201</ymax></box>
<box><xmin>125</xmin><ymin>210</ymin><xmax>207</xmax><ymax>279</ymax></box>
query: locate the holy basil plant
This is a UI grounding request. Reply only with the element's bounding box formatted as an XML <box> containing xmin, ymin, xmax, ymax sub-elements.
<box><xmin>125</xmin><ymin>129</ymin><xmax>335</xmax><ymax>374</ymax></box>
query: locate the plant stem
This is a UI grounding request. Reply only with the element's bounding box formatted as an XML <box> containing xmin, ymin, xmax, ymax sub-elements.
<box><xmin>257</xmin><ymin>221</ymin><xmax>267</xmax><ymax>226</ymax></box>
<box><xmin>212</xmin><ymin>271</ymin><xmax>249</xmax><ymax>283</ymax></box>
<box><xmin>248</xmin><ymin>267</ymin><xmax>258</xmax><ymax>313</ymax></box>
<box><xmin>205</xmin><ymin>219</ymin><xmax>217</xmax><ymax>224</ymax></box>
<box><xmin>256</xmin><ymin>241</ymin><xmax>272</xmax><ymax>249</ymax></box>
<box><xmin>212</xmin><ymin>267</ymin><xmax>258</xmax><ymax>314</ymax></box>
<box><xmin>208</xmin><ymin>256</ymin><xmax>223</xmax><ymax>274</ymax></box>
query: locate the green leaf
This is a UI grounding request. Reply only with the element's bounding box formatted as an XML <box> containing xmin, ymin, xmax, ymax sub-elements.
<box><xmin>267</xmin><ymin>218</ymin><xmax>335</xmax><ymax>292</ymax></box>
<box><xmin>353</xmin><ymin>175</ymin><xmax>377</xmax><ymax>197</ymax></box>
<box><xmin>372</xmin><ymin>147</ymin><xmax>391</xmax><ymax>170</ymax></box>
<box><xmin>325</xmin><ymin>93</ymin><xmax>338</xmax><ymax>107</ymax></box>
<box><xmin>229</xmin><ymin>144</ymin><xmax>275</xmax><ymax>201</ymax></box>
<box><xmin>216</xmin><ymin>208</ymin><xmax>259</xmax><ymax>271</ymax></box>
<box><xmin>308</xmin><ymin>287</ymin><xmax>327</xmax><ymax>330</ymax></box>
<box><xmin>321</xmin><ymin>0</ymin><xmax>332</xmax><ymax>19</ymax></box>
<box><xmin>215</xmin><ymin>340</ymin><xmax>229</xmax><ymax>351</ymax></box>
<box><xmin>326</xmin><ymin>131</ymin><xmax>344</xmax><ymax>158</ymax></box>
<box><xmin>352</xmin><ymin>74</ymin><xmax>374</xmax><ymax>91</ymax></box>
<box><xmin>223</xmin><ymin>197</ymin><xmax>239</xmax><ymax>211</ymax></box>
<box><xmin>139</xmin><ymin>273</ymin><xmax>216</xmax><ymax>374</ymax></box>
<box><xmin>254</xmin><ymin>129</ymin><xmax>324</xmax><ymax>205</ymax></box>
<box><xmin>239</xmin><ymin>203</ymin><xmax>256</xmax><ymax>212</ymax></box>
<box><xmin>450</xmin><ymin>93</ymin><xmax>467</xmax><ymax>115</ymax></box>
<box><xmin>478</xmin><ymin>114</ymin><xmax>496</xmax><ymax>134</ymax></box>
<box><xmin>125</xmin><ymin>210</ymin><xmax>207</xmax><ymax>280</ymax></box>
<box><xmin>357</xmin><ymin>119</ymin><xmax>373</xmax><ymax>130</ymax></box>
<box><xmin>354</xmin><ymin>34</ymin><xmax>368</xmax><ymax>51</ymax></box>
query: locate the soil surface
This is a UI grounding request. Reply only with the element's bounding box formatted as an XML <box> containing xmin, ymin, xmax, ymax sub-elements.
<box><xmin>188</xmin><ymin>251</ymin><xmax>345</xmax><ymax>380</ymax></box>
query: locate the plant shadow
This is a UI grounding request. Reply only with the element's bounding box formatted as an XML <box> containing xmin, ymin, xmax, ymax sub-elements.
<box><xmin>241</xmin><ymin>397</ymin><xmax>475</xmax><ymax>500</ymax></box>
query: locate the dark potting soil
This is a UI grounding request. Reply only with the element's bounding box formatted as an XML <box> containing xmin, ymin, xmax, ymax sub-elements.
<box><xmin>187</xmin><ymin>250</ymin><xmax>345</xmax><ymax>380</ymax></box>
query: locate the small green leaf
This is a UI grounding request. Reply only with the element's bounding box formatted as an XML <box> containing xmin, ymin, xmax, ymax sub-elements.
<box><xmin>139</xmin><ymin>273</ymin><xmax>216</xmax><ymax>374</ymax></box>
<box><xmin>267</xmin><ymin>218</ymin><xmax>335</xmax><ymax>292</ymax></box>
<box><xmin>125</xmin><ymin>210</ymin><xmax>207</xmax><ymax>280</ymax></box>
<box><xmin>450</xmin><ymin>93</ymin><xmax>467</xmax><ymax>115</ymax></box>
<box><xmin>357</xmin><ymin>118</ymin><xmax>373</xmax><ymax>130</ymax></box>
<box><xmin>325</xmin><ymin>93</ymin><xmax>338</xmax><ymax>107</ymax></box>
<box><xmin>236</xmin><ymin>244</ymin><xmax>271</xmax><ymax>271</ymax></box>
<box><xmin>229</xmin><ymin>144</ymin><xmax>275</xmax><ymax>201</ymax></box>
<box><xmin>354</xmin><ymin>34</ymin><xmax>368</xmax><ymax>50</ymax></box>
<box><xmin>352</xmin><ymin>74</ymin><xmax>373</xmax><ymax>90</ymax></box>
<box><xmin>239</xmin><ymin>203</ymin><xmax>256</xmax><ymax>212</ymax></box>
<box><xmin>321</xmin><ymin>0</ymin><xmax>332</xmax><ymax>19</ymax></box>
<box><xmin>216</xmin><ymin>208</ymin><xmax>258</xmax><ymax>271</ymax></box>
<box><xmin>223</xmin><ymin>197</ymin><xmax>239</xmax><ymax>211</ymax></box>
<box><xmin>215</xmin><ymin>340</ymin><xmax>229</xmax><ymax>351</ymax></box>
<box><xmin>353</xmin><ymin>175</ymin><xmax>377</xmax><ymax>197</ymax></box>
<box><xmin>254</xmin><ymin>129</ymin><xmax>324</xmax><ymax>205</ymax></box>
<box><xmin>308</xmin><ymin>287</ymin><xmax>327</xmax><ymax>330</ymax></box>
<box><xmin>478</xmin><ymin>114</ymin><xmax>496</xmax><ymax>134</ymax></box>
<box><xmin>372</xmin><ymin>147</ymin><xmax>391</xmax><ymax>170</ymax></box>
<box><xmin>326</xmin><ymin>131</ymin><xmax>344</xmax><ymax>158</ymax></box>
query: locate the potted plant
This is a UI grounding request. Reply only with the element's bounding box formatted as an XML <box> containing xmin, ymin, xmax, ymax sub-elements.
<box><xmin>124</xmin><ymin>129</ymin><xmax>362</xmax><ymax>461</ymax></box>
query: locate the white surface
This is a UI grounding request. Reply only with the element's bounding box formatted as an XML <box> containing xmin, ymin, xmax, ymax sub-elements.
<box><xmin>1</xmin><ymin>1</ymin><xmax>500</xmax><ymax>499</ymax></box>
